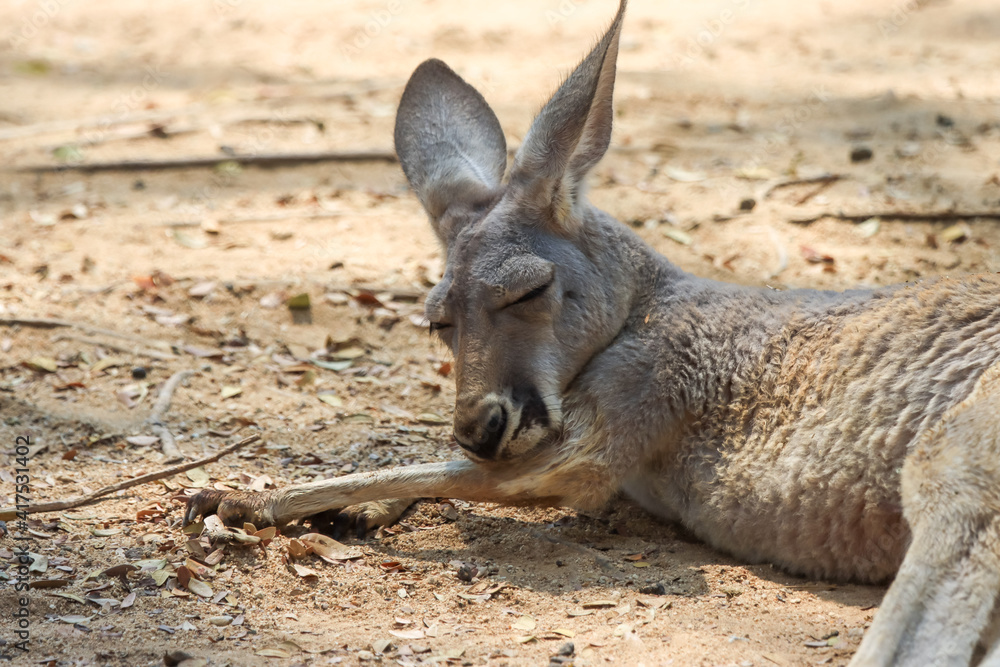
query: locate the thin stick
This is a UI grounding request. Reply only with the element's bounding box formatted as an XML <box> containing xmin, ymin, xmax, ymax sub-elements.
<box><xmin>162</xmin><ymin>210</ymin><xmax>346</xmax><ymax>229</ymax></box>
<box><xmin>147</xmin><ymin>370</ymin><xmax>196</xmax><ymax>461</ymax></box>
<box><xmin>52</xmin><ymin>333</ymin><xmax>177</xmax><ymax>361</ymax></box>
<box><xmin>0</xmin><ymin>104</ymin><xmax>209</xmax><ymax>141</ymax></box>
<box><xmin>762</xmin><ymin>174</ymin><xmax>843</xmax><ymax>199</ymax></box>
<box><xmin>0</xmin><ymin>317</ymin><xmax>173</xmax><ymax>352</ymax></box>
<box><xmin>789</xmin><ymin>210</ymin><xmax>1000</xmax><ymax>225</ymax></box>
<box><xmin>793</xmin><ymin>178</ymin><xmax>838</xmax><ymax>206</ymax></box>
<box><xmin>0</xmin><ymin>434</ymin><xmax>260</xmax><ymax>518</ymax></box>
<box><xmin>15</xmin><ymin>150</ymin><xmax>398</xmax><ymax>174</ymax></box>
<box><xmin>13</xmin><ymin>142</ymin><xmax>680</xmax><ymax>175</ymax></box>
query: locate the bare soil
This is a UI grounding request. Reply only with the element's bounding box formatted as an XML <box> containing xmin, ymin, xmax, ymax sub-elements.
<box><xmin>1</xmin><ymin>0</ymin><xmax>998</xmax><ymax>665</ymax></box>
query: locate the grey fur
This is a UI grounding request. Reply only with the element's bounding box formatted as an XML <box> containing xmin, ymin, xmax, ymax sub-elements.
<box><xmin>186</xmin><ymin>2</ymin><xmax>1000</xmax><ymax>663</ymax></box>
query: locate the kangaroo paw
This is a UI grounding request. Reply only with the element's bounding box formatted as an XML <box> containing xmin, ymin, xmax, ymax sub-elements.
<box><xmin>308</xmin><ymin>498</ymin><xmax>417</xmax><ymax>540</ymax></box>
<box><xmin>184</xmin><ymin>489</ymin><xmax>278</xmax><ymax>528</ymax></box>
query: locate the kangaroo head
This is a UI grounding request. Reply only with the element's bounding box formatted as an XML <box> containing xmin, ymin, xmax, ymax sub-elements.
<box><xmin>394</xmin><ymin>2</ymin><xmax>631</xmax><ymax>462</ymax></box>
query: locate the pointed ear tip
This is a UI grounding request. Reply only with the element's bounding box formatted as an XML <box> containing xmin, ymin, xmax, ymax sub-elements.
<box><xmin>413</xmin><ymin>58</ymin><xmax>454</xmax><ymax>77</ymax></box>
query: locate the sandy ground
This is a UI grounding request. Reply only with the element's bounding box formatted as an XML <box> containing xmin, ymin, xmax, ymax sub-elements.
<box><xmin>0</xmin><ymin>0</ymin><xmax>999</xmax><ymax>665</ymax></box>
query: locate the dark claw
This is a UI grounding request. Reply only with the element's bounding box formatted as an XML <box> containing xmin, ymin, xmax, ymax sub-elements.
<box><xmin>183</xmin><ymin>489</ymin><xmax>275</xmax><ymax>528</ymax></box>
<box><xmin>331</xmin><ymin>511</ymin><xmax>352</xmax><ymax>540</ymax></box>
<box><xmin>184</xmin><ymin>489</ymin><xmax>227</xmax><ymax>526</ymax></box>
<box><xmin>356</xmin><ymin>515</ymin><xmax>369</xmax><ymax>540</ymax></box>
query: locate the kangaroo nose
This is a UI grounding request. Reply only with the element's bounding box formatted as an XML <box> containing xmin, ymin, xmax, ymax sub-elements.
<box><xmin>454</xmin><ymin>403</ymin><xmax>507</xmax><ymax>459</ymax></box>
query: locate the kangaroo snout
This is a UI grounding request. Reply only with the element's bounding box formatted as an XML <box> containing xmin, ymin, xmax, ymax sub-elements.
<box><xmin>454</xmin><ymin>399</ymin><xmax>508</xmax><ymax>459</ymax></box>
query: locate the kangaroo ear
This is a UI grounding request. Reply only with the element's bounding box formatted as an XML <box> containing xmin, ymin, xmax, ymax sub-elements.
<box><xmin>509</xmin><ymin>0</ymin><xmax>625</xmax><ymax>230</ymax></box>
<box><xmin>394</xmin><ymin>59</ymin><xmax>507</xmax><ymax>245</ymax></box>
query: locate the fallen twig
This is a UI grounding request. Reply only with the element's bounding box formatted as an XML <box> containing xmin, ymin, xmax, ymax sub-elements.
<box><xmin>147</xmin><ymin>370</ymin><xmax>196</xmax><ymax>462</ymax></box>
<box><xmin>326</xmin><ymin>283</ymin><xmax>425</xmax><ymax>302</ymax></box>
<box><xmin>52</xmin><ymin>333</ymin><xmax>177</xmax><ymax>361</ymax></box>
<box><xmin>162</xmin><ymin>210</ymin><xmax>347</xmax><ymax>229</ymax></box>
<box><xmin>15</xmin><ymin>150</ymin><xmax>398</xmax><ymax>173</ymax></box>
<box><xmin>762</xmin><ymin>174</ymin><xmax>843</xmax><ymax>200</ymax></box>
<box><xmin>13</xmin><ymin>143</ymin><xmax>678</xmax><ymax>175</ymax></box>
<box><xmin>0</xmin><ymin>317</ymin><xmax>173</xmax><ymax>353</ymax></box>
<box><xmin>0</xmin><ymin>104</ymin><xmax>209</xmax><ymax>141</ymax></box>
<box><xmin>789</xmin><ymin>210</ymin><xmax>1000</xmax><ymax>225</ymax></box>
<box><xmin>0</xmin><ymin>433</ymin><xmax>260</xmax><ymax>518</ymax></box>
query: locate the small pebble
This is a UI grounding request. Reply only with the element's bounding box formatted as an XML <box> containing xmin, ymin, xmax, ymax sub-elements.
<box><xmin>850</xmin><ymin>145</ymin><xmax>873</xmax><ymax>163</ymax></box>
<box><xmin>557</xmin><ymin>642</ymin><xmax>575</xmax><ymax>656</ymax></box>
<box><xmin>936</xmin><ymin>113</ymin><xmax>954</xmax><ymax>128</ymax></box>
<box><xmin>739</xmin><ymin>197</ymin><xmax>756</xmax><ymax>211</ymax></box>
<box><xmin>131</xmin><ymin>367</ymin><xmax>148</xmax><ymax>380</ymax></box>
<box><xmin>639</xmin><ymin>582</ymin><xmax>667</xmax><ymax>595</ymax></box>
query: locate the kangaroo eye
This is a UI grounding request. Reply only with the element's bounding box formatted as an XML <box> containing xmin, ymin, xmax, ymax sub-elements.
<box><xmin>510</xmin><ymin>281</ymin><xmax>551</xmax><ymax>307</ymax></box>
<box><xmin>429</xmin><ymin>321</ymin><xmax>451</xmax><ymax>333</ymax></box>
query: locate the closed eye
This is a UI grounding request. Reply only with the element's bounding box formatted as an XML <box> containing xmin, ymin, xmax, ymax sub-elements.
<box><xmin>429</xmin><ymin>321</ymin><xmax>452</xmax><ymax>333</ymax></box>
<box><xmin>509</xmin><ymin>281</ymin><xmax>551</xmax><ymax>307</ymax></box>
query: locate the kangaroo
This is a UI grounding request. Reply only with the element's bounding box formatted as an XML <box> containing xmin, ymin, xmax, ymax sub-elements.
<box><xmin>186</xmin><ymin>2</ymin><xmax>1000</xmax><ymax>663</ymax></box>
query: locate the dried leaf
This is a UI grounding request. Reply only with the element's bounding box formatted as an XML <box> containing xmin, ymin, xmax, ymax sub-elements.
<box><xmin>856</xmin><ymin>217</ymin><xmax>881</xmax><ymax>238</ymax></box>
<box><xmin>188</xmin><ymin>578</ymin><xmax>213</xmax><ymax>598</ymax></box>
<box><xmin>254</xmin><ymin>526</ymin><xmax>277</xmax><ymax>543</ymax></box>
<box><xmin>581</xmin><ymin>600</ymin><xmax>617</xmax><ymax>609</ymax></box>
<box><xmin>291</xmin><ymin>564</ymin><xmax>319</xmax><ymax>579</ymax></box>
<box><xmin>389</xmin><ymin>629</ymin><xmax>425</xmax><ymax>640</ymax></box>
<box><xmin>90</xmin><ymin>356</ymin><xmax>127</xmax><ymax>374</ymax></box>
<box><xmin>185</xmin><ymin>559</ymin><xmax>214</xmax><ymax>580</ymax></box>
<box><xmin>255</xmin><ymin>648</ymin><xmax>291</xmax><ymax>658</ymax></box>
<box><xmin>662</xmin><ymin>227</ymin><xmax>693</xmax><ymax>246</ymax></box>
<box><xmin>317</xmin><ymin>393</ymin><xmax>343</xmax><ymax>407</ymax></box>
<box><xmin>204</xmin><ymin>549</ymin><xmax>225</xmax><ymax>566</ymax></box>
<box><xmin>312</xmin><ymin>359</ymin><xmax>353</xmax><ymax>372</ymax></box>
<box><xmin>182</xmin><ymin>520</ymin><xmax>205</xmax><ymax>535</ymax></box>
<box><xmin>664</xmin><ymin>165</ymin><xmax>707</xmax><ymax>182</ymax></box>
<box><xmin>299</xmin><ymin>533</ymin><xmax>362</xmax><ymax>562</ymax></box>
<box><xmin>121</xmin><ymin>592</ymin><xmax>136</xmax><ymax>609</ymax></box>
<box><xmin>58</xmin><ymin>615</ymin><xmax>94</xmax><ymax>625</ymax></box>
<box><xmin>90</xmin><ymin>528</ymin><xmax>122</xmax><ymax>537</ymax></box>
<box><xmin>188</xmin><ymin>281</ymin><xmax>217</xmax><ymax>298</ymax></box>
<box><xmin>512</xmin><ymin>616</ymin><xmax>536</xmax><ymax>632</ymax></box>
<box><xmin>28</xmin><ymin>554</ymin><xmax>48</xmax><ymax>573</ymax></box>
<box><xmin>287</xmin><ymin>539</ymin><xmax>312</xmax><ymax>559</ymax></box>
<box><xmin>220</xmin><ymin>385</ymin><xmax>243</xmax><ymax>399</ymax></box>
<box><xmin>125</xmin><ymin>435</ymin><xmax>159</xmax><ymax>447</ymax></box>
<box><xmin>152</xmin><ymin>569</ymin><xmax>173</xmax><ymax>586</ymax></box>
<box><xmin>941</xmin><ymin>222</ymin><xmax>971</xmax><ymax>243</ymax></box>
<box><xmin>186</xmin><ymin>467</ymin><xmax>210</xmax><ymax>486</ymax></box>
<box><xmin>25</xmin><ymin>356</ymin><xmax>58</xmax><ymax>373</ymax></box>
<box><xmin>286</xmin><ymin>293</ymin><xmax>311</xmax><ymax>310</ymax></box>
<box><xmin>171</xmin><ymin>230</ymin><xmax>208</xmax><ymax>249</ymax></box>
<box><xmin>416</xmin><ymin>413</ymin><xmax>448</xmax><ymax>425</ymax></box>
